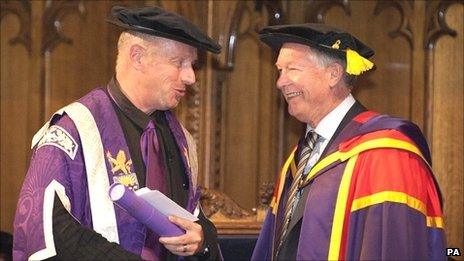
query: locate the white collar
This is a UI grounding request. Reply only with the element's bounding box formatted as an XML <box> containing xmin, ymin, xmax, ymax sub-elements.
<box><xmin>306</xmin><ymin>94</ymin><xmax>356</xmax><ymax>141</ymax></box>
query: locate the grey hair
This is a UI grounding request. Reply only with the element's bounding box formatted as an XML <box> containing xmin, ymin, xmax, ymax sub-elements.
<box><xmin>115</xmin><ymin>31</ymin><xmax>159</xmax><ymax>74</ymax></box>
<box><xmin>306</xmin><ymin>46</ymin><xmax>357</xmax><ymax>88</ymax></box>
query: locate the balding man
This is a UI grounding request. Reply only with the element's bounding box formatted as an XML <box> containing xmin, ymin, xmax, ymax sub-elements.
<box><xmin>13</xmin><ymin>6</ymin><xmax>221</xmax><ymax>260</ymax></box>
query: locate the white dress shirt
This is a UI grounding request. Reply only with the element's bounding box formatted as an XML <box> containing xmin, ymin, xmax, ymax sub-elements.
<box><xmin>291</xmin><ymin>94</ymin><xmax>356</xmax><ymax>215</ymax></box>
<box><xmin>303</xmin><ymin>94</ymin><xmax>356</xmax><ymax>175</ymax></box>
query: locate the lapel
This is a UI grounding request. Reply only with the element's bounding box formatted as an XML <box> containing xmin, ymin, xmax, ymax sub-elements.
<box><xmin>285</xmin><ymin>101</ymin><xmax>366</xmax><ymax>233</ymax></box>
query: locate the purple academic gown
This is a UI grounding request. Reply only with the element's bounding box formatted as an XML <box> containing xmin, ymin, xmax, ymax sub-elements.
<box><xmin>13</xmin><ymin>88</ymin><xmax>200</xmax><ymax>260</ymax></box>
<box><xmin>252</xmin><ymin>112</ymin><xmax>446</xmax><ymax>260</ymax></box>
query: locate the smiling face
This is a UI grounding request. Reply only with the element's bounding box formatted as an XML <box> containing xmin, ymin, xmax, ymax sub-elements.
<box><xmin>137</xmin><ymin>37</ymin><xmax>198</xmax><ymax>112</ymax></box>
<box><xmin>275</xmin><ymin>43</ymin><xmax>344</xmax><ymax>126</ymax></box>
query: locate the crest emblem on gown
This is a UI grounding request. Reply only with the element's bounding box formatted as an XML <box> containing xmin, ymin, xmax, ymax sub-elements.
<box><xmin>106</xmin><ymin>149</ymin><xmax>139</xmax><ymax>190</ymax></box>
<box><xmin>37</xmin><ymin>125</ymin><xmax>78</xmax><ymax>160</ymax></box>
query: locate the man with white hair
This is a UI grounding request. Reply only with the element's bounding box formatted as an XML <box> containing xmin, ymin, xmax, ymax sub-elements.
<box><xmin>13</xmin><ymin>6</ymin><xmax>221</xmax><ymax>260</ymax></box>
<box><xmin>252</xmin><ymin>24</ymin><xmax>446</xmax><ymax>260</ymax></box>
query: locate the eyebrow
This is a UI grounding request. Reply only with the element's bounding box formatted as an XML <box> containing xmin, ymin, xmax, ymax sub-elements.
<box><xmin>168</xmin><ymin>56</ymin><xmax>198</xmax><ymax>66</ymax></box>
<box><xmin>275</xmin><ymin>61</ymin><xmax>301</xmax><ymax>68</ymax></box>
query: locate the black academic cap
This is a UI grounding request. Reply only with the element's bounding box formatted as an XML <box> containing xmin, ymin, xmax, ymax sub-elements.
<box><xmin>107</xmin><ymin>6</ymin><xmax>221</xmax><ymax>54</ymax></box>
<box><xmin>259</xmin><ymin>23</ymin><xmax>373</xmax><ymax>58</ymax></box>
<box><xmin>259</xmin><ymin>23</ymin><xmax>374</xmax><ymax>75</ymax></box>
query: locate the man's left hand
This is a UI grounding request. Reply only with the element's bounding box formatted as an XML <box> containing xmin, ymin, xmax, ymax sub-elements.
<box><xmin>159</xmin><ymin>215</ymin><xmax>204</xmax><ymax>256</ymax></box>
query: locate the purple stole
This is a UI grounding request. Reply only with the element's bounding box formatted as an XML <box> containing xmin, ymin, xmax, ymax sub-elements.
<box><xmin>13</xmin><ymin>88</ymin><xmax>198</xmax><ymax>260</ymax></box>
<box><xmin>78</xmin><ymin>88</ymin><xmax>199</xmax><ymax>253</ymax></box>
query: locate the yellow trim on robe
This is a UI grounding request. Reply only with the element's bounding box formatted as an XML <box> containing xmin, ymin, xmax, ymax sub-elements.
<box><xmin>339</xmin><ymin>138</ymin><xmax>425</xmax><ymax>163</ymax></box>
<box><xmin>351</xmin><ymin>191</ymin><xmax>444</xmax><ymax>228</ymax></box>
<box><xmin>290</xmin><ymin>160</ymin><xmax>297</xmax><ymax>178</ymax></box>
<box><xmin>427</xmin><ymin>216</ymin><xmax>444</xmax><ymax>228</ymax></box>
<box><xmin>327</xmin><ymin>154</ymin><xmax>358</xmax><ymax>261</ymax></box>
<box><xmin>274</xmin><ymin>137</ymin><xmax>427</xmax><ymax>213</ymax></box>
<box><xmin>302</xmin><ymin>138</ymin><xmax>427</xmax><ymax>186</ymax></box>
<box><xmin>351</xmin><ymin>191</ymin><xmax>426</xmax><ymax>213</ymax></box>
<box><xmin>271</xmin><ymin>147</ymin><xmax>297</xmax><ymax>215</ymax></box>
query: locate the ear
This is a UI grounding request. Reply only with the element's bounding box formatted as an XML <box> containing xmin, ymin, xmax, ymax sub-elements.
<box><xmin>327</xmin><ymin>62</ymin><xmax>344</xmax><ymax>87</ymax></box>
<box><xmin>128</xmin><ymin>44</ymin><xmax>145</xmax><ymax>71</ymax></box>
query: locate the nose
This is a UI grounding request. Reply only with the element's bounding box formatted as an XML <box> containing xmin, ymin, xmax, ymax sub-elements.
<box><xmin>181</xmin><ymin>66</ymin><xmax>196</xmax><ymax>85</ymax></box>
<box><xmin>276</xmin><ymin>72</ymin><xmax>289</xmax><ymax>90</ymax></box>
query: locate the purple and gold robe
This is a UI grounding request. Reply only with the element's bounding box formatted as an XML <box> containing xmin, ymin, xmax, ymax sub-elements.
<box><xmin>252</xmin><ymin>111</ymin><xmax>446</xmax><ymax>260</ymax></box>
<box><xmin>13</xmin><ymin>88</ymin><xmax>200</xmax><ymax>260</ymax></box>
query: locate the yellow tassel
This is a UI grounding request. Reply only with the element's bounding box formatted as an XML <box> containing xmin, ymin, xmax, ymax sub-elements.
<box><xmin>346</xmin><ymin>49</ymin><xmax>374</xmax><ymax>75</ymax></box>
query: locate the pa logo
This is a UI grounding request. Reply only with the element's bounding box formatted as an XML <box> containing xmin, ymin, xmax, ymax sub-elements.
<box><xmin>446</xmin><ymin>248</ymin><xmax>461</xmax><ymax>256</ymax></box>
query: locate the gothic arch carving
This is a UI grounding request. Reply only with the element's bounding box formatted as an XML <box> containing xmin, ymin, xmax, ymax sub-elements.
<box><xmin>423</xmin><ymin>0</ymin><xmax>463</xmax><ymax>141</ymax></box>
<box><xmin>218</xmin><ymin>1</ymin><xmax>283</xmax><ymax>70</ymax></box>
<box><xmin>41</xmin><ymin>1</ymin><xmax>86</xmax><ymax>54</ymax></box>
<box><xmin>0</xmin><ymin>0</ymin><xmax>32</xmax><ymax>54</ymax></box>
<box><xmin>304</xmin><ymin>0</ymin><xmax>351</xmax><ymax>23</ymax></box>
<box><xmin>374</xmin><ymin>0</ymin><xmax>414</xmax><ymax>49</ymax></box>
<box><xmin>425</xmin><ymin>0</ymin><xmax>463</xmax><ymax>50</ymax></box>
<box><xmin>211</xmin><ymin>1</ymin><xmax>283</xmax><ymax>189</ymax></box>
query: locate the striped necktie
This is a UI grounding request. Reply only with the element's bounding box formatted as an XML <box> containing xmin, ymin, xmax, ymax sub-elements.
<box><xmin>274</xmin><ymin>130</ymin><xmax>318</xmax><ymax>258</ymax></box>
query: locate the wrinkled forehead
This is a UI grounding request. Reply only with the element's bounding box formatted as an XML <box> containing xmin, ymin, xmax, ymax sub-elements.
<box><xmin>276</xmin><ymin>42</ymin><xmax>313</xmax><ymax>67</ymax></box>
<box><xmin>150</xmin><ymin>37</ymin><xmax>198</xmax><ymax>60</ymax></box>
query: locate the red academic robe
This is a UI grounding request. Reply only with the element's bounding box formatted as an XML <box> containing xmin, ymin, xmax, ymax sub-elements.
<box><xmin>252</xmin><ymin>111</ymin><xmax>446</xmax><ymax>260</ymax></box>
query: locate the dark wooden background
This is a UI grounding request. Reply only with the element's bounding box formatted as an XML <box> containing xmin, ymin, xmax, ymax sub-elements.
<box><xmin>1</xmin><ymin>0</ymin><xmax>462</xmax><ymax>252</ymax></box>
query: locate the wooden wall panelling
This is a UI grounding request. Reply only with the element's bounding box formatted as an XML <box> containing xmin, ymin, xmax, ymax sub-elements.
<box><xmin>286</xmin><ymin>1</ymin><xmax>413</xmax><ymax>120</ymax></box>
<box><xmin>43</xmin><ymin>0</ymin><xmax>147</xmax><ymax>117</ymax></box>
<box><xmin>43</xmin><ymin>1</ymin><xmax>106</xmax><ymax>117</ymax></box>
<box><xmin>210</xmin><ymin>0</ymin><xmax>237</xmax><ymax>191</ymax></box>
<box><xmin>0</xmin><ymin>0</ymin><xmax>35</xmax><ymax>234</ymax></box>
<box><xmin>0</xmin><ymin>0</ymin><xmax>45</xmax><ymax>234</ymax></box>
<box><xmin>323</xmin><ymin>1</ymin><xmax>412</xmax><ymax>119</ymax></box>
<box><xmin>202</xmin><ymin>0</ymin><xmax>216</xmax><ymax>188</ymax></box>
<box><xmin>212</xmin><ymin>0</ymin><xmax>283</xmax><ymax>211</ymax></box>
<box><xmin>409</xmin><ymin>1</ymin><xmax>426</xmax><ymax>128</ymax></box>
<box><xmin>223</xmin><ymin>1</ymin><xmax>266</xmax><ymax>210</ymax></box>
<box><xmin>0</xmin><ymin>0</ymin><xmax>31</xmax><ymax>54</ymax></box>
<box><xmin>425</xmin><ymin>1</ymin><xmax>464</xmax><ymax>253</ymax></box>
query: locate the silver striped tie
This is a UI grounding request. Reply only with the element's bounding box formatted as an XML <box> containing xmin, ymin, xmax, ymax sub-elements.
<box><xmin>274</xmin><ymin>130</ymin><xmax>318</xmax><ymax>258</ymax></box>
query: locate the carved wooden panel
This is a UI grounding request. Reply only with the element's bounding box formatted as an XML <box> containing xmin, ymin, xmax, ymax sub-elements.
<box><xmin>43</xmin><ymin>1</ymin><xmax>107</xmax><ymax>117</ymax></box>
<box><xmin>325</xmin><ymin>1</ymin><xmax>412</xmax><ymax>119</ymax></box>
<box><xmin>425</xmin><ymin>1</ymin><xmax>463</xmax><ymax>252</ymax></box>
<box><xmin>199</xmin><ymin>182</ymin><xmax>273</xmax><ymax>234</ymax></box>
<box><xmin>211</xmin><ymin>1</ymin><xmax>283</xmax><ymax>210</ymax></box>
<box><xmin>0</xmin><ymin>0</ymin><xmax>31</xmax><ymax>54</ymax></box>
<box><xmin>0</xmin><ymin>0</ymin><xmax>33</xmax><ymax>233</ymax></box>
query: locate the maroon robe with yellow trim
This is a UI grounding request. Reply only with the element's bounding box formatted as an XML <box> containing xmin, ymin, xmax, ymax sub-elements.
<box><xmin>252</xmin><ymin>110</ymin><xmax>446</xmax><ymax>260</ymax></box>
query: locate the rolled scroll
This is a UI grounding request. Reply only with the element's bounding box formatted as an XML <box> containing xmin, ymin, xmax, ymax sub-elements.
<box><xmin>109</xmin><ymin>182</ymin><xmax>185</xmax><ymax>237</ymax></box>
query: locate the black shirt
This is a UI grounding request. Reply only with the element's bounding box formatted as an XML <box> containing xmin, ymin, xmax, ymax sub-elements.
<box><xmin>107</xmin><ymin>78</ymin><xmax>189</xmax><ymax>207</ymax></box>
<box><xmin>50</xmin><ymin>79</ymin><xmax>218</xmax><ymax>260</ymax></box>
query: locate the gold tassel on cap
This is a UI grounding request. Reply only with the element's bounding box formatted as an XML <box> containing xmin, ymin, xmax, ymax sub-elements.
<box><xmin>346</xmin><ymin>49</ymin><xmax>374</xmax><ymax>75</ymax></box>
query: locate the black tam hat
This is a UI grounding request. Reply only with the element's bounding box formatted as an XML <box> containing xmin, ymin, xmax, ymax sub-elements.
<box><xmin>259</xmin><ymin>23</ymin><xmax>375</xmax><ymax>75</ymax></box>
<box><xmin>107</xmin><ymin>6</ymin><xmax>221</xmax><ymax>54</ymax></box>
